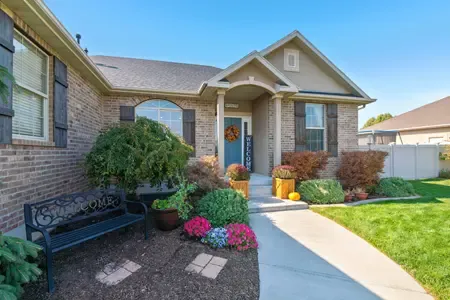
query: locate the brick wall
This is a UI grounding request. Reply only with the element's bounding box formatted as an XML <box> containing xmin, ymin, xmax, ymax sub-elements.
<box><xmin>0</xmin><ymin>12</ymin><xmax>103</xmax><ymax>233</ymax></box>
<box><xmin>102</xmin><ymin>95</ymin><xmax>216</xmax><ymax>158</ymax></box>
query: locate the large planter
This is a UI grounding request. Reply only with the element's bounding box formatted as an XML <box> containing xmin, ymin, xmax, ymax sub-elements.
<box><xmin>152</xmin><ymin>208</ymin><xmax>180</xmax><ymax>231</ymax></box>
<box><xmin>274</xmin><ymin>178</ymin><xmax>295</xmax><ymax>199</ymax></box>
<box><xmin>355</xmin><ymin>192</ymin><xmax>369</xmax><ymax>200</ymax></box>
<box><xmin>272</xmin><ymin>177</ymin><xmax>276</xmax><ymax>196</ymax></box>
<box><xmin>229</xmin><ymin>180</ymin><xmax>249</xmax><ymax>199</ymax></box>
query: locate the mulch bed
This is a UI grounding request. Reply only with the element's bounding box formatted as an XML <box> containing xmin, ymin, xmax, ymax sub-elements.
<box><xmin>22</xmin><ymin>223</ymin><xmax>259</xmax><ymax>300</ymax></box>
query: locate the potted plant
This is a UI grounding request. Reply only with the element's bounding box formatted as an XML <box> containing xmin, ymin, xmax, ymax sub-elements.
<box><xmin>272</xmin><ymin>165</ymin><xmax>296</xmax><ymax>199</ymax></box>
<box><xmin>353</xmin><ymin>187</ymin><xmax>368</xmax><ymax>200</ymax></box>
<box><xmin>226</xmin><ymin>164</ymin><xmax>250</xmax><ymax>199</ymax></box>
<box><xmin>344</xmin><ymin>189</ymin><xmax>353</xmax><ymax>202</ymax></box>
<box><xmin>151</xmin><ymin>182</ymin><xmax>196</xmax><ymax>231</ymax></box>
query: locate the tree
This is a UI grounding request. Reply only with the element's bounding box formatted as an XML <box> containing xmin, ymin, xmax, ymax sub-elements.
<box><xmin>362</xmin><ymin>113</ymin><xmax>393</xmax><ymax>128</ymax></box>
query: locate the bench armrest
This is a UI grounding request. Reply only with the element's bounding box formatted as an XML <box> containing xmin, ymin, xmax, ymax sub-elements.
<box><xmin>124</xmin><ymin>200</ymin><xmax>148</xmax><ymax>215</ymax></box>
<box><xmin>25</xmin><ymin>223</ymin><xmax>51</xmax><ymax>249</ymax></box>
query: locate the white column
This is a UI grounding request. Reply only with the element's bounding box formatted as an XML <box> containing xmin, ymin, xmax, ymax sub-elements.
<box><xmin>217</xmin><ymin>90</ymin><xmax>226</xmax><ymax>174</ymax></box>
<box><xmin>273</xmin><ymin>94</ymin><xmax>282</xmax><ymax>166</ymax></box>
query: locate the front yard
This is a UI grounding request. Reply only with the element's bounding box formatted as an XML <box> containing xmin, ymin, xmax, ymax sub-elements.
<box><xmin>312</xmin><ymin>179</ymin><xmax>450</xmax><ymax>300</ymax></box>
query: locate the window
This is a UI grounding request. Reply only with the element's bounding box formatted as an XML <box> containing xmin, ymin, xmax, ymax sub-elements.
<box><xmin>306</xmin><ymin>103</ymin><xmax>325</xmax><ymax>151</ymax></box>
<box><xmin>284</xmin><ymin>49</ymin><xmax>299</xmax><ymax>72</ymax></box>
<box><xmin>12</xmin><ymin>30</ymin><xmax>49</xmax><ymax>140</ymax></box>
<box><xmin>135</xmin><ymin>100</ymin><xmax>183</xmax><ymax>136</ymax></box>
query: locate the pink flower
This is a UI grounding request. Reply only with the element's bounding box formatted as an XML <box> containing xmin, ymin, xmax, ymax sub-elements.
<box><xmin>184</xmin><ymin>217</ymin><xmax>212</xmax><ymax>238</ymax></box>
<box><xmin>225</xmin><ymin>223</ymin><xmax>258</xmax><ymax>251</ymax></box>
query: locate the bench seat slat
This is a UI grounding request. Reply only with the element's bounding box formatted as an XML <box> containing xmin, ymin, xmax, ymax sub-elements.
<box><xmin>35</xmin><ymin>213</ymin><xmax>144</xmax><ymax>253</ymax></box>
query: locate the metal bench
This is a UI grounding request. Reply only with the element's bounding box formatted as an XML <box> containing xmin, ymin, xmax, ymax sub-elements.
<box><xmin>24</xmin><ymin>189</ymin><xmax>148</xmax><ymax>293</ymax></box>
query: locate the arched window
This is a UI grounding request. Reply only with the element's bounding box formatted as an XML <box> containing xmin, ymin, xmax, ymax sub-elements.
<box><xmin>135</xmin><ymin>100</ymin><xmax>183</xmax><ymax>136</ymax></box>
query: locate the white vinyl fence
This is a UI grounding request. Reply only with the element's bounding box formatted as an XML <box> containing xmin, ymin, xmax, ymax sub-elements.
<box><xmin>358</xmin><ymin>144</ymin><xmax>440</xmax><ymax>180</ymax></box>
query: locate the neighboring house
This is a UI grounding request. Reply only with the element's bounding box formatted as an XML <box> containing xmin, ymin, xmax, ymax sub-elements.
<box><xmin>361</xmin><ymin>96</ymin><xmax>450</xmax><ymax>145</ymax></box>
<box><xmin>0</xmin><ymin>0</ymin><xmax>374</xmax><ymax>237</ymax></box>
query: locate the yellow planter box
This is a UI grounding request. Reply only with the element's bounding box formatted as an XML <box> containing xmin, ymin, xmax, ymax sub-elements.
<box><xmin>230</xmin><ymin>180</ymin><xmax>249</xmax><ymax>199</ymax></box>
<box><xmin>274</xmin><ymin>178</ymin><xmax>295</xmax><ymax>199</ymax></box>
<box><xmin>272</xmin><ymin>177</ymin><xmax>276</xmax><ymax>196</ymax></box>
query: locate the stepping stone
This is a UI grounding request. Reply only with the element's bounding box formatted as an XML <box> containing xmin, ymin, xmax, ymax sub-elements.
<box><xmin>96</xmin><ymin>259</ymin><xmax>142</xmax><ymax>286</ymax></box>
<box><xmin>185</xmin><ymin>253</ymin><xmax>227</xmax><ymax>279</ymax></box>
<box><xmin>192</xmin><ymin>253</ymin><xmax>213</xmax><ymax>267</ymax></box>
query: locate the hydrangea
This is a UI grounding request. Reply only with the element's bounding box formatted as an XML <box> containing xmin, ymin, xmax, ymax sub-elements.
<box><xmin>226</xmin><ymin>223</ymin><xmax>258</xmax><ymax>251</ymax></box>
<box><xmin>201</xmin><ymin>227</ymin><xmax>228</xmax><ymax>248</ymax></box>
<box><xmin>184</xmin><ymin>216</ymin><xmax>212</xmax><ymax>238</ymax></box>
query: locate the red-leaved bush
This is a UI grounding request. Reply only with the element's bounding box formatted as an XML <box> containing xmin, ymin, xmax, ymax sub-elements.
<box><xmin>282</xmin><ymin>151</ymin><xmax>330</xmax><ymax>181</ymax></box>
<box><xmin>337</xmin><ymin>151</ymin><xmax>388</xmax><ymax>189</ymax></box>
<box><xmin>183</xmin><ymin>216</ymin><xmax>212</xmax><ymax>238</ymax></box>
<box><xmin>226</xmin><ymin>164</ymin><xmax>250</xmax><ymax>181</ymax></box>
<box><xmin>225</xmin><ymin>223</ymin><xmax>258</xmax><ymax>251</ymax></box>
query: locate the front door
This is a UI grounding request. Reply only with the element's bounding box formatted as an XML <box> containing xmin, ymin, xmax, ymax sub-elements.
<box><xmin>224</xmin><ymin>117</ymin><xmax>243</xmax><ymax>168</ymax></box>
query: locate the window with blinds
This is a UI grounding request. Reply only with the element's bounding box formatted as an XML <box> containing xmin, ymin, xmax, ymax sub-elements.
<box><xmin>12</xmin><ymin>30</ymin><xmax>49</xmax><ymax>140</ymax></box>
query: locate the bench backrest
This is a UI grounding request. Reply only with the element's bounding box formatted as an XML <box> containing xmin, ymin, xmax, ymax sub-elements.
<box><xmin>24</xmin><ymin>189</ymin><xmax>127</xmax><ymax>229</ymax></box>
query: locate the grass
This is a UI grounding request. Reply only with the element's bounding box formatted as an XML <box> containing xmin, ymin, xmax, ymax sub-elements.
<box><xmin>311</xmin><ymin>178</ymin><xmax>450</xmax><ymax>300</ymax></box>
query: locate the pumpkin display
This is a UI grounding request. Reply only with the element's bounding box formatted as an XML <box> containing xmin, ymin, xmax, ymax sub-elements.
<box><xmin>288</xmin><ymin>192</ymin><xmax>301</xmax><ymax>201</ymax></box>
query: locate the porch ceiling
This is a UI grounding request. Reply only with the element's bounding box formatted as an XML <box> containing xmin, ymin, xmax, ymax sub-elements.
<box><xmin>224</xmin><ymin>85</ymin><xmax>267</xmax><ymax>102</ymax></box>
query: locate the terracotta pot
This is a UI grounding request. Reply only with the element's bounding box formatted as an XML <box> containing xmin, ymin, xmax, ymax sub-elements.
<box><xmin>275</xmin><ymin>178</ymin><xmax>295</xmax><ymax>199</ymax></box>
<box><xmin>355</xmin><ymin>192</ymin><xmax>369</xmax><ymax>200</ymax></box>
<box><xmin>229</xmin><ymin>180</ymin><xmax>249</xmax><ymax>199</ymax></box>
<box><xmin>152</xmin><ymin>208</ymin><xmax>179</xmax><ymax>231</ymax></box>
<box><xmin>344</xmin><ymin>195</ymin><xmax>353</xmax><ymax>202</ymax></box>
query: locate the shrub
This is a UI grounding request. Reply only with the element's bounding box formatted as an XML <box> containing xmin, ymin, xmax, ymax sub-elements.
<box><xmin>337</xmin><ymin>151</ymin><xmax>388</xmax><ymax>189</ymax></box>
<box><xmin>200</xmin><ymin>155</ymin><xmax>221</xmax><ymax>176</ymax></box>
<box><xmin>151</xmin><ymin>182</ymin><xmax>197</xmax><ymax>220</ymax></box>
<box><xmin>272</xmin><ymin>165</ymin><xmax>296</xmax><ymax>179</ymax></box>
<box><xmin>184</xmin><ymin>217</ymin><xmax>212</xmax><ymax>238</ymax></box>
<box><xmin>226</xmin><ymin>224</ymin><xmax>258</xmax><ymax>251</ymax></box>
<box><xmin>0</xmin><ymin>234</ymin><xmax>42</xmax><ymax>299</ymax></box>
<box><xmin>201</xmin><ymin>228</ymin><xmax>228</xmax><ymax>248</ymax></box>
<box><xmin>226</xmin><ymin>164</ymin><xmax>250</xmax><ymax>181</ymax></box>
<box><xmin>84</xmin><ymin>117</ymin><xmax>192</xmax><ymax>193</ymax></box>
<box><xmin>282</xmin><ymin>151</ymin><xmax>329</xmax><ymax>181</ymax></box>
<box><xmin>196</xmin><ymin>189</ymin><xmax>249</xmax><ymax>227</ymax></box>
<box><xmin>297</xmin><ymin>179</ymin><xmax>345</xmax><ymax>204</ymax></box>
<box><xmin>376</xmin><ymin>177</ymin><xmax>415</xmax><ymax>197</ymax></box>
<box><xmin>439</xmin><ymin>169</ymin><xmax>450</xmax><ymax>179</ymax></box>
<box><xmin>186</xmin><ymin>159</ymin><xmax>228</xmax><ymax>197</ymax></box>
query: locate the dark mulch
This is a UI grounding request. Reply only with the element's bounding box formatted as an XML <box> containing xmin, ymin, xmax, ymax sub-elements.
<box><xmin>22</xmin><ymin>224</ymin><xmax>259</xmax><ymax>300</ymax></box>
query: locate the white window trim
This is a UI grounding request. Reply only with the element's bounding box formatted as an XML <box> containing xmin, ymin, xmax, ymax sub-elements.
<box><xmin>305</xmin><ymin>103</ymin><xmax>325</xmax><ymax>151</ymax></box>
<box><xmin>135</xmin><ymin>100</ymin><xmax>183</xmax><ymax>136</ymax></box>
<box><xmin>284</xmin><ymin>48</ymin><xmax>300</xmax><ymax>72</ymax></box>
<box><xmin>12</xmin><ymin>29</ymin><xmax>50</xmax><ymax>142</ymax></box>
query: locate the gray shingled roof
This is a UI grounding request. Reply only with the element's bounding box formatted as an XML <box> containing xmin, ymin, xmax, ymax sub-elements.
<box><xmin>366</xmin><ymin>96</ymin><xmax>450</xmax><ymax>130</ymax></box>
<box><xmin>90</xmin><ymin>55</ymin><xmax>222</xmax><ymax>92</ymax></box>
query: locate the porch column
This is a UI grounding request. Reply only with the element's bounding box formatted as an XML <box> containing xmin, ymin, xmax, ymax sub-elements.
<box><xmin>273</xmin><ymin>94</ymin><xmax>282</xmax><ymax>167</ymax></box>
<box><xmin>217</xmin><ymin>90</ymin><xmax>226</xmax><ymax>174</ymax></box>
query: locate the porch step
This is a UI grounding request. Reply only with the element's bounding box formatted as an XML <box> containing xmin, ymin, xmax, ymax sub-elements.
<box><xmin>249</xmin><ymin>174</ymin><xmax>272</xmax><ymax>186</ymax></box>
<box><xmin>248</xmin><ymin>196</ymin><xmax>308</xmax><ymax>214</ymax></box>
<box><xmin>250</xmin><ymin>185</ymin><xmax>272</xmax><ymax>197</ymax></box>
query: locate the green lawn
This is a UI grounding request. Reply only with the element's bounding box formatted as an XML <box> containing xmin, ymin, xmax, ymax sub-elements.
<box><xmin>312</xmin><ymin>179</ymin><xmax>450</xmax><ymax>300</ymax></box>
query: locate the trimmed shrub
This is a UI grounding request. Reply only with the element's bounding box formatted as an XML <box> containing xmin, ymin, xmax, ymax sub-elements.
<box><xmin>337</xmin><ymin>151</ymin><xmax>388</xmax><ymax>189</ymax></box>
<box><xmin>272</xmin><ymin>165</ymin><xmax>296</xmax><ymax>179</ymax></box>
<box><xmin>376</xmin><ymin>177</ymin><xmax>415</xmax><ymax>197</ymax></box>
<box><xmin>282</xmin><ymin>151</ymin><xmax>329</xmax><ymax>181</ymax></box>
<box><xmin>297</xmin><ymin>179</ymin><xmax>345</xmax><ymax>204</ymax></box>
<box><xmin>183</xmin><ymin>216</ymin><xmax>212</xmax><ymax>238</ymax></box>
<box><xmin>226</xmin><ymin>164</ymin><xmax>250</xmax><ymax>181</ymax></box>
<box><xmin>196</xmin><ymin>189</ymin><xmax>249</xmax><ymax>227</ymax></box>
<box><xmin>439</xmin><ymin>168</ymin><xmax>450</xmax><ymax>179</ymax></box>
<box><xmin>226</xmin><ymin>224</ymin><xmax>258</xmax><ymax>251</ymax></box>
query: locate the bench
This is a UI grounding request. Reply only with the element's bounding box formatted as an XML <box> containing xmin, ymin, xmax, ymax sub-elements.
<box><xmin>24</xmin><ymin>189</ymin><xmax>148</xmax><ymax>293</ymax></box>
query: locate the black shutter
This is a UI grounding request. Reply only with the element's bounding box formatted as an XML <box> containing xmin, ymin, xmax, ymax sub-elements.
<box><xmin>294</xmin><ymin>101</ymin><xmax>306</xmax><ymax>151</ymax></box>
<box><xmin>0</xmin><ymin>10</ymin><xmax>14</xmax><ymax>144</ymax></box>
<box><xmin>120</xmin><ymin>106</ymin><xmax>135</xmax><ymax>122</ymax></box>
<box><xmin>183</xmin><ymin>109</ymin><xmax>195</xmax><ymax>157</ymax></box>
<box><xmin>54</xmin><ymin>57</ymin><xmax>68</xmax><ymax>148</ymax></box>
<box><xmin>327</xmin><ymin>103</ymin><xmax>338</xmax><ymax>157</ymax></box>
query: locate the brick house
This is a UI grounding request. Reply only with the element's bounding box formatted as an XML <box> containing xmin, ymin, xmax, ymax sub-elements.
<box><xmin>0</xmin><ymin>0</ymin><xmax>375</xmax><ymax>238</ymax></box>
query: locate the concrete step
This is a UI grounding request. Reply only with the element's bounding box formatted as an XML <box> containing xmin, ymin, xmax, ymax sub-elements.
<box><xmin>248</xmin><ymin>196</ymin><xmax>308</xmax><ymax>214</ymax></box>
<box><xmin>250</xmin><ymin>185</ymin><xmax>272</xmax><ymax>196</ymax></box>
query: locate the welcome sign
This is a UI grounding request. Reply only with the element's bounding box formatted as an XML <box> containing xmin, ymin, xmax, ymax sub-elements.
<box><xmin>244</xmin><ymin>135</ymin><xmax>253</xmax><ymax>172</ymax></box>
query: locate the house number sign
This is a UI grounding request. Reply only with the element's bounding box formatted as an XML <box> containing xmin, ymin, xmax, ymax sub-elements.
<box><xmin>225</xmin><ymin>103</ymin><xmax>239</xmax><ymax>109</ymax></box>
<box><xmin>244</xmin><ymin>135</ymin><xmax>253</xmax><ymax>172</ymax></box>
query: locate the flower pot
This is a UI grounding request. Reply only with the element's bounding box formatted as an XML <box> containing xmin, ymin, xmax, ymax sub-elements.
<box><xmin>272</xmin><ymin>177</ymin><xmax>276</xmax><ymax>196</ymax></box>
<box><xmin>275</xmin><ymin>178</ymin><xmax>295</xmax><ymax>199</ymax></box>
<box><xmin>229</xmin><ymin>180</ymin><xmax>249</xmax><ymax>199</ymax></box>
<box><xmin>152</xmin><ymin>208</ymin><xmax>180</xmax><ymax>231</ymax></box>
<box><xmin>344</xmin><ymin>195</ymin><xmax>353</xmax><ymax>202</ymax></box>
<box><xmin>355</xmin><ymin>193</ymin><xmax>368</xmax><ymax>200</ymax></box>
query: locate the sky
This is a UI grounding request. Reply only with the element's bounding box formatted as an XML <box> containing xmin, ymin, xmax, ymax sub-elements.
<box><xmin>45</xmin><ymin>0</ymin><xmax>450</xmax><ymax>129</ymax></box>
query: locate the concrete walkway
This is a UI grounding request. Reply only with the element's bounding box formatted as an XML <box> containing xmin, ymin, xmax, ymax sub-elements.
<box><xmin>251</xmin><ymin>210</ymin><xmax>433</xmax><ymax>300</ymax></box>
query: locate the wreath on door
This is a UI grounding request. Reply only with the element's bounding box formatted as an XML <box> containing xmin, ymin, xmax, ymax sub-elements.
<box><xmin>224</xmin><ymin>124</ymin><xmax>240</xmax><ymax>142</ymax></box>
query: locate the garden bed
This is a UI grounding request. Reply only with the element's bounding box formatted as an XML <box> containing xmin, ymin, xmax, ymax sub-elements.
<box><xmin>22</xmin><ymin>223</ymin><xmax>259</xmax><ymax>300</ymax></box>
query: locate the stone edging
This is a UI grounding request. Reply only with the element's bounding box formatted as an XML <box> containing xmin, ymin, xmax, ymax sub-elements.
<box><xmin>310</xmin><ymin>195</ymin><xmax>422</xmax><ymax>208</ymax></box>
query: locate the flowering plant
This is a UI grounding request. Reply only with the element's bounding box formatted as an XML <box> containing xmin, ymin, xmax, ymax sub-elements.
<box><xmin>225</xmin><ymin>224</ymin><xmax>258</xmax><ymax>251</ymax></box>
<box><xmin>201</xmin><ymin>227</ymin><xmax>228</xmax><ymax>248</ymax></box>
<box><xmin>183</xmin><ymin>217</ymin><xmax>212</xmax><ymax>239</ymax></box>
<box><xmin>272</xmin><ymin>165</ymin><xmax>296</xmax><ymax>179</ymax></box>
<box><xmin>226</xmin><ymin>164</ymin><xmax>250</xmax><ymax>181</ymax></box>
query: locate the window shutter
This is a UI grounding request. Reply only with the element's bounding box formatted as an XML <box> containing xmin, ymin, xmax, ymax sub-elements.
<box><xmin>183</xmin><ymin>109</ymin><xmax>195</xmax><ymax>157</ymax></box>
<box><xmin>294</xmin><ymin>101</ymin><xmax>306</xmax><ymax>151</ymax></box>
<box><xmin>327</xmin><ymin>103</ymin><xmax>338</xmax><ymax>157</ymax></box>
<box><xmin>54</xmin><ymin>57</ymin><xmax>68</xmax><ymax>148</ymax></box>
<box><xmin>120</xmin><ymin>106</ymin><xmax>135</xmax><ymax>122</ymax></box>
<box><xmin>0</xmin><ymin>10</ymin><xmax>14</xmax><ymax>144</ymax></box>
